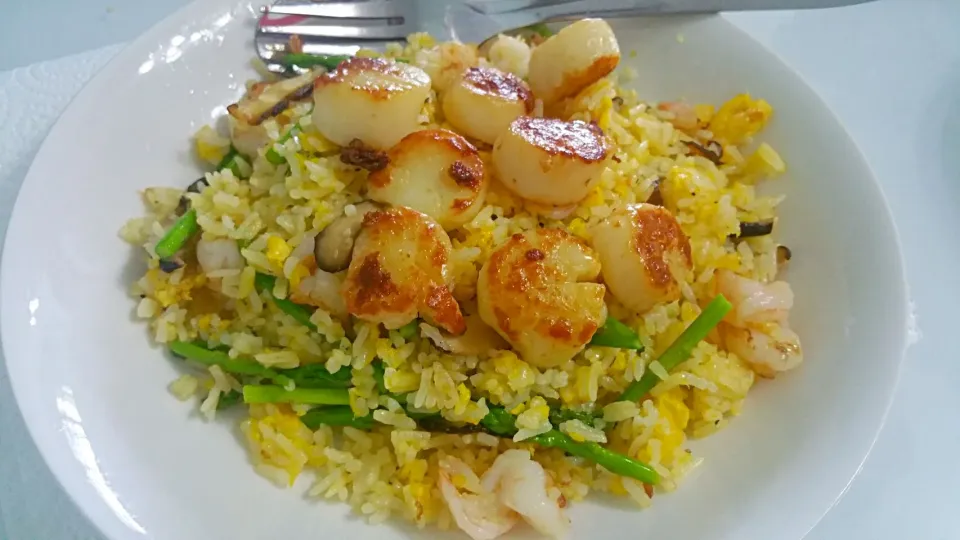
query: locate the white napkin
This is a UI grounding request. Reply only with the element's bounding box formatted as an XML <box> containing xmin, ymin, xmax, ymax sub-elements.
<box><xmin>0</xmin><ymin>45</ymin><xmax>122</xmax><ymax>540</ymax></box>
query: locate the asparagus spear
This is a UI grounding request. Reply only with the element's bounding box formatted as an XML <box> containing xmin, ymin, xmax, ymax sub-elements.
<box><xmin>284</xmin><ymin>363</ymin><xmax>352</xmax><ymax>388</ymax></box>
<box><xmin>216</xmin><ymin>390</ymin><xmax>244</xmax><ymax>410</ymax></box>
<box><xmin>280</xmin><ymin>53</ymin><xmax>351</xmax><ymax>70</ymax></box>
<box><xmin>618</xmin><ymin>295</ymin><xmax>733</xmax><ymax>402</ymax></box>
<box><xmin>154</xmin><ymin>147</ymin><xmax>245</xmax><ymax>259</ymax></box>
<box><xmin>242</xmin><ymin>384</ymin><xmax>349</xmax><ymax>405</ymax></box>
<box><xmin>478</xmin><ymin>405</ymin><xmax>658</xmax><ymax>484</ymax></box>
<box><xmin>169</xmin><ymin>340</ymin><xmax>349</xmax><ymax>388</ymax></box>
<box><xmin>590</xmin><ymin>316</ymin><xmax>644</xmax><ymax>351</ymax></box>
<box><xmin>479</xmin><ymin>406</ymin><xmax>517</xmax><ymax>437</ymax></box>
<box><xmin>216</xmin><ymin>147</ymin><xmax>245</xmax><ymax>179</ymax></box>
<box><xmin>254</xmin><ymin>273</ymin><xmax>318</xmax><ymax>331</ymax></box>
<box><xmin>525</xmin><ymin>23</ymin><xmax>554</xmax><ymax>38</ymax></box>
<box><xmin>155</xmin><ymin>209</ymin><xmax>199</xmax><ymax>259</ymax></box>
<box><xmin>548</xmin><ymin>406</ymin><xmax>598</xmax><ymax>427</ymax></box>
<box><xmin>300</xmin><ymin>406</ymin><xmax>373</xmax><ymax>430</ymax></box>
<box><xmin>265</xmin><ymin>128</ymin><xmax>300</xmax><ymax>165</ymax></box>
<box><xmin>169</xmin><ymin>340</ymin><xmax>292</xmax><ymax>386</ymax></box>
<box><xmin>532</xmin><ymin>430</ymin><xmax>659</xmax><ymax>485</ymax></box>
<box><xmin>396</xmin><ymin>320</ymin><xmax>419</xmax><ymax>340</ymax></box>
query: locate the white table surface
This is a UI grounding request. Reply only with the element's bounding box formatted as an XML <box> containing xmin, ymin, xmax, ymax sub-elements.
<box><xmin>1</xmin><ymin>0</ymin><xmax>957</xmax><ymax>538</ymax></box>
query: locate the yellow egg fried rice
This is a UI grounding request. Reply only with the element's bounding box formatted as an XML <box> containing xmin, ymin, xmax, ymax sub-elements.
<box><xmin>120</xmin><ymin>31</ymin><xmax>789</xmax><ymax>531</ymax></box>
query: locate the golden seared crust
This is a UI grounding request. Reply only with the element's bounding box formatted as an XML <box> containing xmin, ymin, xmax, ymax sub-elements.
<box><xmin>315</xmin><ymin>57</ymin><xmax>429</xmax><ymax>100</ymax></box>
<box><xmin>449</xmin><ymin>161</ymin><xmax>481</xmax><ymax>189</ymax></box>
<box><xmin>630</xmin><ymin>204</ymin><xmax>692</xmax><ymax>288</ymax></box>
<box><xmin>509</xmin><ymin>117</ymin><xmax>608</xmax><ymax>163</ymax></box>
<box><xmin>461</xmin><ymin>67</ymin><xmax>535</xmax><ymax>112</ymax></box>
<box><xmin>343</xmin><ymin>207</ymin><xmax>465</xmax><ymax>334</ymax></box>
<box><xmin>479</xmin><ymin>229</ymin><xmax>605</xmax><ymax>366</ymax></box>
<box><xmin>368</xmin><ymin>129</ymin><xmax>483</xmax><ymax>191</ymax></box>
<box><xmin>366</xmin><ymin>129</ymin><xmax>487</xmax><ymax>229</ymax></box>
<box><xmin>339</xmin><ymin>139</ymin><xmax>389</xmax><ymax>172</ymax></box>
<box><xmin>349</xmin><ymin>252</ymin><xmax>408</xmax><ymax>314</ymax></box>
<box><xmin>556</xmin><ymin>54</ymin><xmax>619</xmax><ymax>103</ymax></box>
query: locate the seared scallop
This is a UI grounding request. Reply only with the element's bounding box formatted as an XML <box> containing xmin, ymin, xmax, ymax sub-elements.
<box><xmin>527</xmin><ymin>19</ymin><xmax>620</xmax><ymax>104</ymax></box>
<box><xmin>492</xmin><ymin>116</ymin><xmax>608</xmax><ymax>206</ymax></box>
<box><xmin>590</xmin><ymin>204</ymin><xmax>692</xmax><ymax>313</ymax></box>
<box><xmin>342</xmin><ymin>207</ymin><xmax>465</xmax><ymax>334</ymax></box>
<box><xmin>312</xmin><ymin>57</ymin><xmax>431</xmax><ymax>150</ymax></box>
<box><xmin>442</xmin><ymin>67</ymin><xmax>534</xmax><ymax>145</ymax></box>
<box><xmin>367</xmin><ymin>130</ymin><xmax>487</xmax><ymax>229</ymax></box>
<box><xmin>477</xmin><ymin>228</ymin><xmax>607</xmax><ymax>367</ymax></box>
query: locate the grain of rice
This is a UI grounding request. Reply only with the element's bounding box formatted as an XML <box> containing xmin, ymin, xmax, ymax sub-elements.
<box><xmin>168</xmin><ymin>374</ymin><xmax>199</xmax><ymax>400</ymax></box>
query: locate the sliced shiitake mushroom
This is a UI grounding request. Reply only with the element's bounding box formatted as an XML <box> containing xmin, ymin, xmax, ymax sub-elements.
<box><xmin>646</xmin><ymin>176</ymin><xmax>664</xmax><ymax>206</ymax></box>
<box><xmin>777</xmin><ymin>245</ymin><xmax>792</xmax><ymax>266</ymax></box>
<box><xmin>736</xmin><ymin>220</ymin><xmax>775</xmax><ymax>238</ymax></box>
<box><xmin>314</xmin><ymin>202</ymin><xmax>380</xmax><ymax>273</ymax></box>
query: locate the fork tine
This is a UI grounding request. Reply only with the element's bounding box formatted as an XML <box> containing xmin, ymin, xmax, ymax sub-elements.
<box><xmin>466</xmin><ymin>0</ymin><xmax>574</xmax><ymax>15</ymax></box>
<box><xmin>257</xmin><ymin>36</ymin><xmax>361</xmax><ymax>58</ymax></box>
<box><xmin>265</xmin><ymin>1</ymin><xmax>405</xmax><ymax>20</ymax></box>
<box><xmin>258</xmin><ymin>21</ymin><xmax>417</xmax><ymax>41</ymax></box>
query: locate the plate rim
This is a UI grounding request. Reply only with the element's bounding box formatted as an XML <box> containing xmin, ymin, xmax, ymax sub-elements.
<box><xmin>0</xmin><ymin>2</ymin><xmax>910</xmax><ymax>539</ymax></box>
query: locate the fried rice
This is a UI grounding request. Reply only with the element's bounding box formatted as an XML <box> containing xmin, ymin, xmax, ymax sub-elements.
<box><xmin>120</xmin><ymin>25</ymin><xmax>792</xmax><ymax>536</ymax></box>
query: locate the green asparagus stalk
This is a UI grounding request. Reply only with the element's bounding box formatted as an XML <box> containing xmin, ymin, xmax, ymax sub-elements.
<box><xmin>155</xmin><ymin>209</ymin><xmax>199</xmax><ymax>259</ymax></box>
<box><xmin>216</xmin><ymin>390</ymin><xmax>244</xmax><ymax>410</ymax></box>
<box><xmin>154</xmin><ymin>147</ymin><xmax>245</xmax><ymax>259</ymax></box>
<box><xmin>590</xmin><ymin>316</ymin><xmax>644</xmax><ymax>350</ymax></box>
<box><xmin>525</xmin><ymin>23</ymin><xmax>554</xmax><ymax>38</ymax></box>
<box><xmin>280</xmin><ymin>53</ymin><xmax>351</xmax><ymax>70</ymax></box>
<box><xmin>265</xmin><ymin>124</ymin><xmax>302</xmax><ymax>165</ymax></box>
<box><xmin>618</xmin><ymin>295</ymin><xmax>733</xmax><ymax>402</ymax></box>
<box><xmin>300</xmin><ymin>406</ymin><xmax>373</xmax><ymax>430</ymax></box>
<box><xmin>169</xmin><ymin>340</ymin><xmax>292</xmax><ymax>386</ymax></box>
<box><xmin>532</xmin><ymin>430</ymin><xmax>659</xmax><ymax>485</ymax></box>
<box><xmin>396</xmin><ymin>320</ymin><xmax>419</xmax><ymax>340</ymax></box>
<box><xmin>242</xmin><ymin>384</ymin><xmax>349</xmax><ymax>405</ymax></box>
<box><xmin>254</xmin><ymin>273</ymin><xmax>318</xmax><ymax>331</ymax></box>
<box><xmin>169</xmin><ymin>340</ymin><xmax>349</xmax><ymax>388</ymax></box>
<box><xmin>217</xmin><ymin>147</ymin><xmax>245</xmax><ymax>179</ymax></box>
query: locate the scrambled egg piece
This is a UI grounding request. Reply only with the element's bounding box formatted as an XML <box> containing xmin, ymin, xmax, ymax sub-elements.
<box><xmin>709</xmin><ymin>93</ymin><xmax>773</xmax><ymax>145</ymax></box>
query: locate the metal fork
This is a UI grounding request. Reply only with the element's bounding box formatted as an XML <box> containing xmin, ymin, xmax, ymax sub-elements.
<box><xmin>257</xmin><ymin>0</ymin><xmax>875</xmax><ymax>73</ymax></box>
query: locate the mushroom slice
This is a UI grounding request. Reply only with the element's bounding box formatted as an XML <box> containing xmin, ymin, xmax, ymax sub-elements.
<box><xmin>314</xmin><ymin>202</ymin><xmax>380</xmax><ymax>273</ymax></box>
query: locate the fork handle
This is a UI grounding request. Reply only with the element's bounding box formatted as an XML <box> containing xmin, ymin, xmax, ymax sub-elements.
<box><xmin>488</xmin><ymin>0</ymin><xmax>874</xmax><ymax>22</ymax></box>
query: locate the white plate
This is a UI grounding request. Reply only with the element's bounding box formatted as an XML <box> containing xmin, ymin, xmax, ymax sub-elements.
<box><xmin>1</xmin><ymin>1</ymin><xmax>909</xmax><ymax>539</ymax></box>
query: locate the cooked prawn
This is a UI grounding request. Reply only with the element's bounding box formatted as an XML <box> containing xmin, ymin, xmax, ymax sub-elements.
<box><xmin>657</xmin><ymin>101</ymin><xmax>700</xmax><ymax>132</ymax></box>
<box><xmin>195</xmin><ymin>238</ymin><xmax>243</xmax><ymax>274</ymax></box>
<box><xmin>439</xmin><ymin>450</ymin><xmax>569</xmax><ymax>540</ymax></box>
<box><xmin>439</xmin><ymin>455</ymin><xmax>518</xmax><ymax>540</ymax></box>
<box><xmin>716</xmin><ymin>269</ymin><xmax>793</xmax><ymax>327</ymax></box>
<box><xmin>716</xmin><ymin>270</ymin><xmax>803</xmax><ymax>377</ymax></box>
<box><xmin>477</xmin><ymin>228</ymin><xmax>607</xmax><ymax>367</ymax></box>
<box><xmin>342</xmin><ymin>207</ymin><xmax>465</xmax><ymax>334</ymax></box>
<box><xmin>290</xmin><ymin>269</ymin><xmax>348</xmax><ymax>319</ymax></box>
<box><xmin>480</xmin><ymin>450</ymin><xmax>569</xmax><ymax>538</ymax></box>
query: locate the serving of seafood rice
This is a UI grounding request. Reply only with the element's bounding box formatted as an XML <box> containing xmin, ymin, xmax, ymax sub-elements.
<box><xmin>120</xmin><ymin>19</ymin><xmax>801</xmax><ymax>539</ymax></box>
